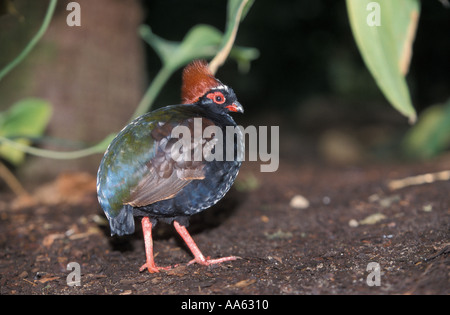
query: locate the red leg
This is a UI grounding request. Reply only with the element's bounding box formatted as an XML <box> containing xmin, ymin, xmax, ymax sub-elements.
<box><xmin>173</xmin><ymin>221</ymin><xmax>239</xmax><ymax>267</ymax></box>
<box><xmin>139</xmin><ymin>217</ymin><xmax>172</xmax><ymax>273</ymax></box>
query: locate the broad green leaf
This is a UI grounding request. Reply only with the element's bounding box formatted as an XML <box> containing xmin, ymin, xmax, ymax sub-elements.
<box><xmin>136</xmin><ymin>1</ymin><xmax>258</xmax><ymax>117</ymax></box>
<box><xmin>136</xmin><ymin>23</ymin><xmax>258</xmax><ymax>118</ymax></box>
<box><xmin>140</xmin><ymin>23</ymin><xmax>258</xmax><ymax>73</ymax></box>
<box><xmin>176</xmin><ymin>25</ymin><xmax>224</xmax><ymax>67</ymax></box>
<box><xmin>346</xmin><ymin>0</ymin><xmax>420</xmax><ymax>123</ymax></box>
<box><xmin>227</xmin><ymin>0</ymin><xmax>254</xmax><ymax>23</ymax></box>
<box><xmin>402</xmin><ymin>99</ymin><xmax>450</xmax><ymax>159</ymax></box>
<box><xmin>140</xmin><ymin>24</ymin><xmax>223</xmax><ymax>70</ymax></box>
<box><xmin>209</xmin><ymin>0</ymin><xmax>258</xmax><ymax>73</ymax></box>
<box><xmin>0</xmin><ymin>98</ymin><xmax>52</xmax><ymax>164</ymax></box>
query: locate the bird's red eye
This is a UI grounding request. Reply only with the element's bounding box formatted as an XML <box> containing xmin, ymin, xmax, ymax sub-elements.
<box><xmin>207</xmin><ymin>92</ymin><xmax>226</xmax><ymax>104</ymax></box>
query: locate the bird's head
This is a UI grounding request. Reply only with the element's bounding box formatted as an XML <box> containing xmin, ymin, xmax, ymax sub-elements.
<box><xmin>181</xmin><ymin>60</ymin><xmax>244</xmax><ymax>115</ymax></box>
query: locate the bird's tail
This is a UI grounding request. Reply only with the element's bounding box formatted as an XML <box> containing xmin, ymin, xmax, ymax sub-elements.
<box><xmin>108</xmin><ymin>205</ymin><xmax>135</xmax><ymax>236</ymax></box>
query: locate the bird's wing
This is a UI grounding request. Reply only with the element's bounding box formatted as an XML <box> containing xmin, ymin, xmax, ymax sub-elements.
<box><xmin>124</xmin><ymin>117</ymin><xmax>217</xmax><ymax>207</ymax></box>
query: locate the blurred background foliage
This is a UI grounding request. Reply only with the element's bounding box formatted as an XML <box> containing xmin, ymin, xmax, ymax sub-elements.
<box><xmin>0</xmin><ymin>0</ymin><xmax>449</xmax><ymax>189</ymax></box>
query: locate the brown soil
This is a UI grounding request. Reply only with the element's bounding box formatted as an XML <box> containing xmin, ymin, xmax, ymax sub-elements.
<box><xmin>0</xmin><ymin>156</ymin><xmax>449</xmax><ymax>295</ymax></box>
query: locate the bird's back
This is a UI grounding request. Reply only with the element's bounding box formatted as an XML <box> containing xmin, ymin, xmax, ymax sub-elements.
<box><xmin>97</xmin><ymin>104</ymin><xmax>243</xmax><ymax>235</ymax></box>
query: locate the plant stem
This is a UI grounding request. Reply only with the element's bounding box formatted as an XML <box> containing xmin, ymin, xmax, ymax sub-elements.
<box><xmin>0</xmin><ymin>136</ymin><xmax>106</xmax><ymax>159</ymax></box>
<box><xmin>0</xmin><ymin>161</ymin><xmax>29</xmax><ymax>197</ymax></box>
<box><xmin>209</xmin><ymin>0</ymin><xmax>249</xmax><ymax>75</ymax></box>
<box><xmin>0</xmin><ymin>0</ymin><xmax>58</xmax><ymax>81</ymax></box>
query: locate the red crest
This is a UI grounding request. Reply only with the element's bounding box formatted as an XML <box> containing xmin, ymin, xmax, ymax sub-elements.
<box><xmin>181</xmin><ymin>60</ymin><xmax>221</xmax><ymax>104</ymax></box>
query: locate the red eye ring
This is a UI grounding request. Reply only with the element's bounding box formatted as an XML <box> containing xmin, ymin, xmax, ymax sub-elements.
<box><xmin>206</xmin><ymin>91</ymin><xmax>226</xmax><ymax>104</ymax></box>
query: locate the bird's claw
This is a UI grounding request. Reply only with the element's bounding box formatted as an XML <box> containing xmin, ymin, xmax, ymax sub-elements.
<box><xmin>187</xmin><ymin>255</ymin><xmax>240</xmax><ymax>266</ymax></box>
<box><xmin>139</xmin><ymin>262</ymin><xmax>173</xmax><ymax>273</ymax></box>
<box><xmin>140</xmin><ymin>256</ymin><xmax>240</xmax><ymax>273</ymax></box>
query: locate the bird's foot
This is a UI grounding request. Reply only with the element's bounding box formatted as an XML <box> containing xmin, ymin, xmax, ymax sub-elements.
<box><xmin>187</xmin><ymin>255</ymin><xmax>240</xmax><ymax>267</ymax></box>
<box><xmin>173</xmin><ymin>221</ymin><xmax>240</xmax><ymax>268</ymax></box>
<box><xmin>139</xmin><ymin>262</ymin><xmax>173</xmax><ymax>273</ymax></box>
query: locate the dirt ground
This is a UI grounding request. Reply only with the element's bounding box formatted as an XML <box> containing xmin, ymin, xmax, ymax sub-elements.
<box><xmin>0</xmin><ymin>152</ymin><xmax>449</xmax><ymax>295</ymax></box>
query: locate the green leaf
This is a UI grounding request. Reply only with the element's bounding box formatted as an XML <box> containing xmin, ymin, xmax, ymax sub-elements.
<box><xmin>227</xmin><ymin>0</ymin><xmax>254</xmax><ymax>23</ymax></box>
<box><xmin>346</xmin><ymin>0</ymin><xmax>420</xmax><ymax>123</ymax></box>
<box><xmin>0</xmin><ymin>98</ymin><xmax>52</xmax><ymax>164</ymax></box>
<box><xmin>135</xmin><ymin>22</ymin><xmax>258</xmax><ymax>117</ymax></box>
<box><xmin>402</xmin><ymin>99</ymin><xmax>450</xmax><ymax>159</ymax></box>
<box><xmin>140</xmin><ymin>23</ymin><xmax>258</xmax><ymax>74</ymax></box>
<box><xmin>176</xmin><ymin>25</ymin><xmax>224</xmax><ymax>67</ymax></box>
<box><xmin>135</xmin><ymin>24</ymin><xmax>224</xmax><ymax>118</ymax></box>
<box><xmin>135</xmin><ymin>0</ymin><xmax>258</xmax><ymax>117</ymax></box>
<box><xmin>140</xmin><ymin>24</ymin><xmax>223</xmax><ymax>71</ymax></box>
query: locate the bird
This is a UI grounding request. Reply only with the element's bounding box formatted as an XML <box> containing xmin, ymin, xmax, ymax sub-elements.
<box><xmin>96</xmin><ymin>60</ymin><xmax>244</xmax><ymax>273</ymax></box>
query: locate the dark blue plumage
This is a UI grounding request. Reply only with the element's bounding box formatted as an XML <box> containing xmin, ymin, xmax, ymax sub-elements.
<box><xmin>97</xmin><ymin>105</ymin><xmax>242</xmax><ymax>234</ymax></box>
<box><xmin>96</xmin><ymin>60</ymin><xmax>244</xmax><ymax>272</ymax></box>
